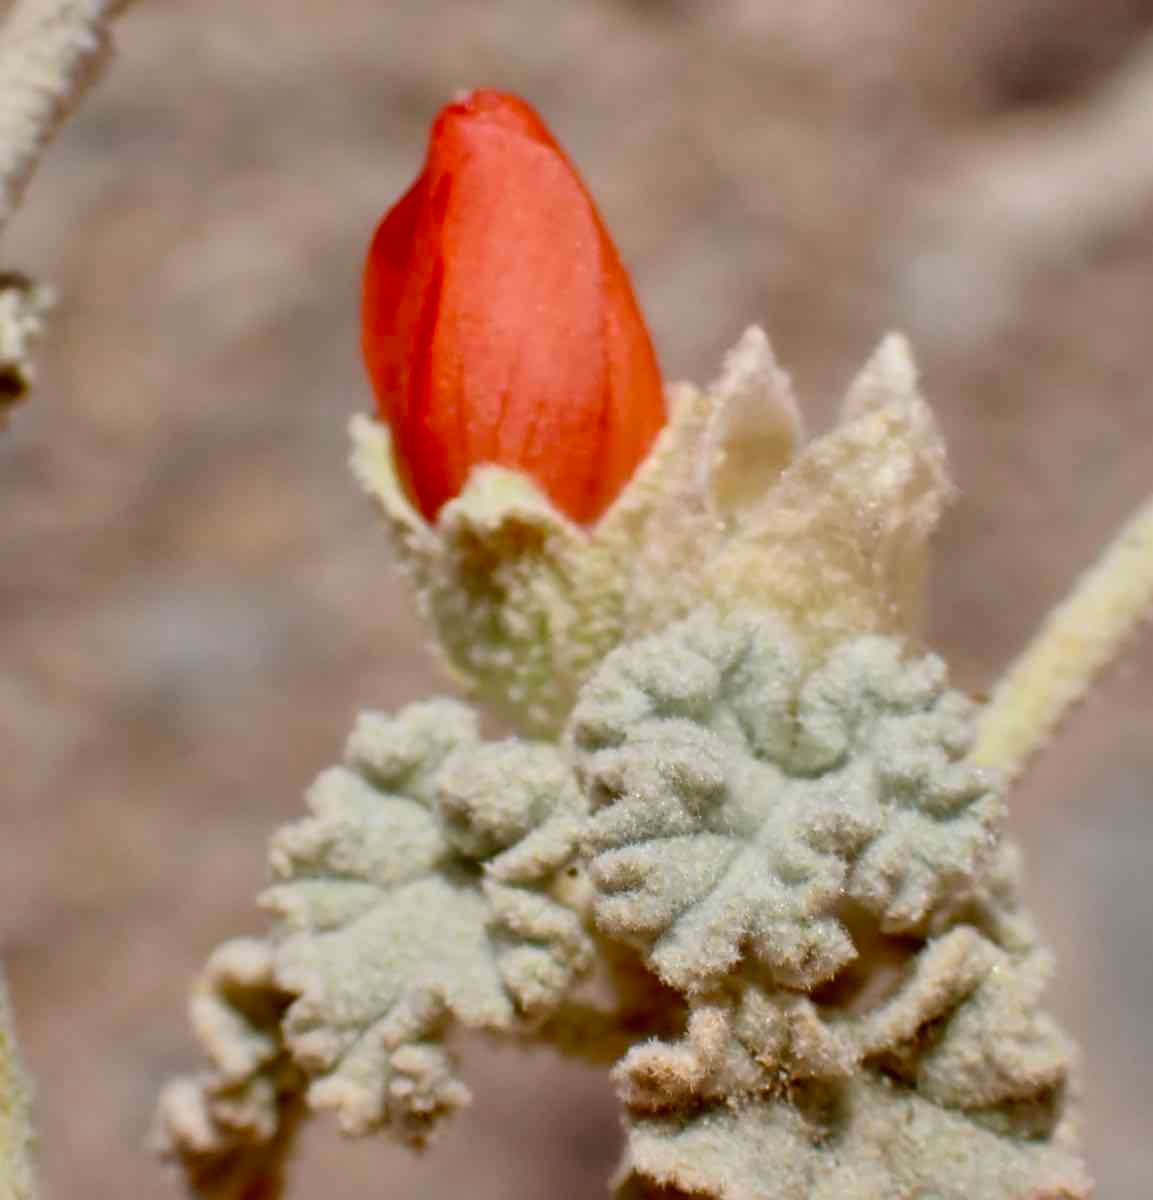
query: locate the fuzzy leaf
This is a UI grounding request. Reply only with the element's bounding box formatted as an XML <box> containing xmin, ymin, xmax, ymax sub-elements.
<box><xmin>154</xmin><ymin>938</ymin><xmax>301</xmax><ymax>1200</ymax></box>
<box><xmin>616</xmin><ymin>1073</ymin><xmax>1089</xmax><ymax>1200</ymax></box>
<box><xmin>571</xmin><ymin>610</ymin><xmax>1004</xmax><ymax>993</ymax></box>
<box><xmin>262</xmin><ymin>700</ymin><xmax>592</xmax><ymax>1141</ymax></box>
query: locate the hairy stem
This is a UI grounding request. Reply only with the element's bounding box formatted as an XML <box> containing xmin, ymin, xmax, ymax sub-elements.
<box><xmin>0</xmin><ymin>968</ymin><xmax>36</xmax><ymax>1200</ymax></box>
<box><xmin>975</xmin><ymin>493</ymin><xmax>1153</xmax><ymax>780</ymax></box>
<box><xmin>0</xmin><ymin>0</ymin><xmax>133</xmax><ymax>235</ymax></box>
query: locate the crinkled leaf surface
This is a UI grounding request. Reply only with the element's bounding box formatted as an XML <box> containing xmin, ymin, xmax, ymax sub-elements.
<box><xmin>155</xmin><ymin>938</ymin><xmax>302</xmax><ymax>1200</ymax></box>
<box><xmin>262</xmin><ymin>700</ymin><xmax>591</xmax><ymax>1141</ymax></box>
<box><xmin>617</xmin><ymin>1072</ymin><xmax>1089</xmax><ymax>1200</ymax></box>
<box><xmin>570</xmin><ymin>610</ymin><xmax>1004</xmax><ymax>993</ymax></box>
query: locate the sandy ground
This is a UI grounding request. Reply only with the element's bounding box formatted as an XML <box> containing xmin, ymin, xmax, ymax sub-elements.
<box><xmin>2</xmin><ymin>1</ymin><xmax>1152</xmax><ymax>1196</ymax></box>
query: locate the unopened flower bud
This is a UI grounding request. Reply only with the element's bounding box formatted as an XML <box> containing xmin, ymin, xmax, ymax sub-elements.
<box><xmin>362</xmin><ymin>88</ymin><xmax>666</xmax><ymax>525</ymax></box>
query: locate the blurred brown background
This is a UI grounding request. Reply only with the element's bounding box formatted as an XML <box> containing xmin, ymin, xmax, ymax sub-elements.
<box><xmin>1</xmin><ymin>0</ymin><xmax>1151</xmax><ymax>1196</ymax></box>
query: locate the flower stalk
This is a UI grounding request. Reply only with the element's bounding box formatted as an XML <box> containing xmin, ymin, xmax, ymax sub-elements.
<box><xmin>975</xmin><ymin>491</ymin><xmax>1153</xmax><ymax>779</ymax></box>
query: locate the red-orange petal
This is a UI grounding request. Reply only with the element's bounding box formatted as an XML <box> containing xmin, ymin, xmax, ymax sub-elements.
<box><xmin>361</xmin><ymin>89</ymin><xmax>666</xmax><ymax>525</ymax></box>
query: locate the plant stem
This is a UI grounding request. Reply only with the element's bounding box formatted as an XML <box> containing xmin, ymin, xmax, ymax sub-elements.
<box><xmin>0</xmin><ymin>0</ymin><xmax>134</xmax><ymax>236</ymax></box>
<box><xmin>974</xmin><ymin>493</ymin><xmax>1153</xmax><ymax>780</ymax></box>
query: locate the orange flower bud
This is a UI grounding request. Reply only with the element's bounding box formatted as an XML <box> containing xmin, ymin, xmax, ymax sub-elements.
<box><xmin>361</xmin><ymin>89</ymin><xmax>666</xmax><ymax>525</ymax></box>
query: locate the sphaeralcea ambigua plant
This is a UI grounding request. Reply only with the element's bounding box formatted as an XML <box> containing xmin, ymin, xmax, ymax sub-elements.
<box><xmin>156</xmin><ymin>87</ymin><xmax>1153</xmax><ymax>1200</ymax></box>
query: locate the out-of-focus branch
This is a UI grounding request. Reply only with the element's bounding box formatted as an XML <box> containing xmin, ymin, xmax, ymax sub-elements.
<box><xmin>900</xmin><ymin>35</ymin><xmax>1153</xmax><ymax>344</ymax></box>
<box><xmin>0</xmin><ymin>5</ymin><xmax>134</xmax><ymax>1197</ymax></box>
<box><xmin>957</xmin><ymin>35</ymin><xmax>1153</xmax><ymax>260</ymax></box>
<box><xmin>0</xmin><ymin>0</ymin><xmax>132</xmax><ymax>235</ymax></box>
<box><xmin>0</xmin><ymin>0</ymin><xmax>132</xmax><ymax>419</ymax></box>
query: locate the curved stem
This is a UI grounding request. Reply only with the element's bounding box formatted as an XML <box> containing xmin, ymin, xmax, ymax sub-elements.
<box><xmin>974</xmin><ymin>493</ymin><xmax>1153</xmax><ymax>780</ymax></box>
